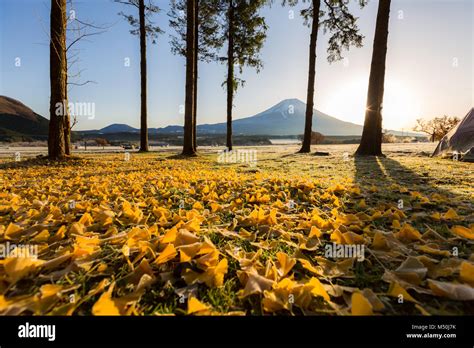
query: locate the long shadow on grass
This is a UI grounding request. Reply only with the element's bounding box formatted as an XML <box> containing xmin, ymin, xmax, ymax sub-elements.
<box><xmin>353</xmin><ymin>154</ymin><xmax>461</xmax><ymax>209</ymax></box>
<box><xmin>378</xmin><ymin>156</ymin><xmax>456</xmax><ymax>199</ymax></box>
<box><xmin>355</xmin><ymin>155</ymin><xmax>460</xmax><ymax>197</ymax></box>
<box><xmin>353</xmin><ymin>155</ymin><xmax>387</xmax><ymax>187</ymax></box>
<box><xmin>0</xmin><ymin>156</ymin><xmax>86</xmax><ymax>170</ymax></box>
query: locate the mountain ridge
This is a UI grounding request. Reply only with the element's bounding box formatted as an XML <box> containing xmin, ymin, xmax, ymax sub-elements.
<box><xmin>0</xmin><ymin>96</ymin><xmax>421</xmax><ymax>138</ymax></box>
<box><xmin>88</xmin><ymin>98</ymin><xmax>368</xmax><ymax>136</ymax></box>
<box><xmin>0</xmin><ymin>95</ymin><xmax>49</xmax><ymax>139</ymax></box>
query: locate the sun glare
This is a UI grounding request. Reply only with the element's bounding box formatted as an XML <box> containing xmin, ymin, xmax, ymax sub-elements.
<box><xmin>323</xmin><ymin>77</ymin><xmax>422</xmax><ymax>131</ymax></box>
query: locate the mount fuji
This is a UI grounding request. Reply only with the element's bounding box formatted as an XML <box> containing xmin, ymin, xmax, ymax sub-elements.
<box><xmin>194</xmin><ymin>99</ymin><xmax>364</xmax><ymax>136</ymax></box>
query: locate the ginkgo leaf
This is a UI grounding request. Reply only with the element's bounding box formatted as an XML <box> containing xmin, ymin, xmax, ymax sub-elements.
<box><xmin>308</xmin><ymin>226</ymin><xmax>322</xmax><ymax>238</ymax></box>
<box><xmin>450</xmin><ymin>225</ymin><xmax>474</xmax><ymax>240</ymax></box>
<box><xmin>415</xmin><ymin>244</ymin><xmax>451</xmax><ymax>257</ymax></box>
<box><xmin>155</xmin><ymin>244</ymin><xmax>177</xmax><ymax>265</ymax></box>
<box><xmin>276</xmin><ymin>252</ymin><xmax>296</xmax><ymax>278</ymax></box>
<box><xmin>92</xmin><ymin>284</ymin><xmax>120</xmax><ymax>316</ymax></box>
<box><xmin>442</xmin><ymin>208</ymin><xmax>459</xmax><ymax>220</ymax></box>
<box><xmin>182</xmin><ymin>219</ymin><xmax>202</xmax><ymax>233</ymax></box>
<box><xmin>372</xmin><ymin>231</ymin><xmax>389</xmax><ymax>250</ymax></box>
<box><xmin>174</xmin><ymin>229</ymin><xmax>200</xmax><ymax>247</ymax></box>
<box><xmin>361</xmin><ymin>288</ymin><xmax>385</xmax><ymax>311</ymax></box>
<box><xmin>187</xmin><ymin>297</ymin><xmax>210</xmax><ymax>315</ymax></box>
<box><xmin>78</xmin><ymin>212</ymin><xmax>94</xmax><ymax>226</ymax></box>
<box><xmin>459</xmin><ymin>261</ymin><xmax>474</xmax><ymax>286</ymax></box>
<box><xmin>387</xmin><ymin>281</ymin><xmax>418</xmax><ymax>303</ymax></box>
<box><xmin>50</xmin><ymin>225</ymin><xmax>67</xmax><ymax>242</ymax></box>
<box><xmin>395</xmin><ymin>257</ymin><xmax>427</xmax><ymax>284</ymax></box>
<box><xmin>238</xmin><ymin>271</ymin><xmax>274</xmax><ymax>298</ymax></box>
<box><xmin>351</xmin><ymin>292</ymin><xmax>373</xmax><ymax>315</ymax></box>
<box><xmin>396</xmin><ymin>224</ymin><xmax>422</xmax><ymax>241</ymax></box>
<box><xmin>31</xmin><ymin>229</ymin><xmax>50</xmax><ymax>243</ymax></box>
<box><xmin>427</xmin><ymin>279</ymin><xmax>474</xmax><ymax>301</ymax></box>
<box><xmin>306</xmin><ymin>277</ymin><xmax>330</xmax><ymax>301</ymax></box>
<box><xmin>192</xmin><ymin>201</ymin><xmax>204</xmax><ymax>210</ymax></box>
<box><xmin>4</xmin><ymin>256</ymin><xmax>45</xmax><ymax>284</ymax></box>
<box><xmin>179</xmin><ymin>243</ymin><xmax>201</xmax><ymax>263</ymax></box>
<box><xmin>5</xmin><ymin>223</ymin><xmax>23</xmax><ymax>240</ymax></box>
<box><xmin>161</xmin><ymin>226</ymin><xmax>178</xmax><ymax>243</ymax></box>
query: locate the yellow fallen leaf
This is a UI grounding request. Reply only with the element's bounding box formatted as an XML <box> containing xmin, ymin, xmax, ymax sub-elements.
<box><xmin>416</xmin><ymin>244</ymin><xmax>451</xmax><ymax>257</ymax></box>
<box><xmin>395</xmin><ymin>257</ymin><xmax>427</xmax><ymax>284</ymax></box>
<box><xmin>396</xmin><ymin>223</ymin><xmax>422</xmax><ymax>241</ymax></box>
<box><xmin>276</xmin><ymin>252</ymin><xmax>296</xmax><ymax>278</ymax></box>
<box><xmin>161</xmin><ymin>226</ymin><xmax>178</xmax><ymax>243</ymax></box>
<box><xmin>372</xmin><ymin>231</ymin><xmax>389</xmax><ymax>250</ymax></box>
<box><xmin>306</xmin><ymin>277</ymin><xmax>330</xmax><ymax>301</ymax></box>
<box><xmin>442</xmin><ymin>208</ymin><xmax>459</xmax><ymax>220</ymax></box>
<box><xmin>459</xmin><ymin>261</ymin><xmax>474</xmax><ymax>286</ymax></box>
<box><xmin>174</xmin><ymin>229</ymin><xmax>200</xmax><ymax>247</ymax></box>
<box><xmin>73</xmin><ymin>235</ymin><xmax>100</xmax><ymax>257</ymax></box>
<box><xmin>387</xmin><ymin>281</ymin><xmax>418</xmax><ymax>303</ymax></box>
<box><xmin>155</xmin><ymin>244</ymin><xmax>177</xmax><ymax>265</ymax></box>
<box><xmin>179</xmin><ymin>243</ymin><xmax>201</xmax><ymax>263</ymax></box>
<box><xmin>428</xmin><ymin>279</ymin><xmax>474</xmax><ymax>300</ymax></box>
<box><xmin>361</xmin><ymin>288</ymin><xmax>385</xmax><ymax>311</ymax></box>
<box><xmin>238</xmin><ymin>271</ymin><xmax>274</xmax><ymax>298</ymax></box>
<box><xmin>187</xmin><ymin>297</ymin><xmax>210</xmax><ymax>315</ymax></box>
<box><xmin>4</xmin><ymin>257</ymin><xmax>45</xmax><ymax>284</ymax></box>
<box><xmin>31</xmin><ymin>229</ymin><xmax>50</xmax><ymax>243</ymax></box>
<box><xmin>391</xmin><ymin>219</ymin><xmax>401</xmax><ymax>228</ymax></box>
<box><xmin>78</xmin><ymin>212</ymin><xmax>94</xmax><ymax>226</ymax></box>
<box><xmin>50</xmin><ymin>225</ymin><xmax>67</xmax><ymax>242</ymax></box>
<box><xmin>450</xmin><ymin>225</ymin><xmax>474</xmax><ymax>240</ymax></box>
<box><xmin>308</xmin><ymin>226</ymin><xmax>322</xmax><ymax>238</ymax></box>
<box><xmin>351</xmin><ymin>292</ymin><xmax>373</xmax><ymax>315</ymax></box>
<box><xmin>182</xmin><ymin>218</ymin><xmax>201</xmax><ymax>232</ymax></box>
<box><xmin>209</xmin><ymin>202</ymin><xmax>221</xmax><ymax>213</ymax></box>
<box><xmin>192</xmin><ymin>201</ymin><xmax>204</xmax><ymax>210</ymax></box>
<box><xmin>92</xmin><ymin>284</ymin><xmax>120</xmax><ymax>316</ymax></box>
<box><xmin>415</xmin><ymin>304</ymin><xmax>431</xmax><ymax>316</ymax></box>
<box><xmin>5</xmin><ymin>223</ymin><xmax>23</xmax><ymax>240</ymax></box>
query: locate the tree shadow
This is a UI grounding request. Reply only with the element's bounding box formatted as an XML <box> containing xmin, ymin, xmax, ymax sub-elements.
<box><xmin>354</xmin><ymin>155</ymin><xmax>387</xmax><ymax>187</ymax></box>
<box><xmin>354</xmin><ymin>155</ymin><xmax>456</xmax><ymax>200</ymax></box>
<box><xmin>0</xmin><ymin>156</ymin><xmax>85</xmax><ymax>170</ymax></box>
<box><xmin>164</xmin><ymin>153</ymin><xmax>198</xmax><ymax>160</ymax></box>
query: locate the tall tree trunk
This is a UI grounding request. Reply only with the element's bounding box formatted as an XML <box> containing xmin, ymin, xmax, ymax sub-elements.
<box><xmin>192</xmin><ymin>0</ymin><xmax>199</xmax><ymax>152</ymax></box>
<box><xmin>139</xmin><ymin>0</ymin><xmax>149</xmax><ymax>152</ymax></box>
<box><xmin>355</xmin><ymin>0</ymin><xmax>391</xmax><ymax>156</ymax></box>
<box><xmin>48</xmin><ymin>0</ymin><xmax>67</xmax><ymax>160</ymax></box>
<box><xmin>299</xmin><ymin>0</ymin><xmax>321</xmax><ymax>154</ymax></box>
<box><xmin>63</xmin><ymin>70</ymin><xmax>71</xmax><ymax>155</ymax></box>
<box><xmin>182</xmin><ymin>0</ymin><xmax>196</xmax><ymax>156</ymax></box>
<box><xmin>226</xmin><ymin>1</ymin><xmax>235</xmax><ymax>151</ymax></box>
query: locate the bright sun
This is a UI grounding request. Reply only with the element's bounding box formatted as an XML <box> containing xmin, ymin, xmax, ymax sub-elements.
<box><xmin>322</xmin><ymin>77</ymin><xmax>422</xmax><ymax>131</ymax></box>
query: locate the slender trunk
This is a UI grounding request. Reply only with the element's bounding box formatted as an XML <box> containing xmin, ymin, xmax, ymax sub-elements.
<box><xmin>299</xmin><ymin>0</ymin><xmax>320</xmax><ymax>154</ymax></box>
<box><xmin>182</xmin><ymin>0</ymin><xmax>196</xmax><ymax>156</ymax></box>
<box><xmin>226</xmin><ymin>1</ymin><xmax>234</xmax><ymax>151</ymax></box>
<box><xmin>192</xmin><ymin>0</ymin><xmax>199</xmax><ymax>152</ymax></box>
<box><xmin>48</xmin><ymin>0</ymin><xmax>67</xmax><ymax>160</ymax></box>
<box><xmin>355</xmin><ymin>0</ymin><xmax>391</xmax><ymax>156</ymax></box>
<box><xmin>139</xmin><ymin>0</ymin><xmax>149</xmax><ymax>152</ymax></box>
<box><xmin>64</xmin><ymin>69</ymin><xmax>71</xmax><ymax>155</ymax></box>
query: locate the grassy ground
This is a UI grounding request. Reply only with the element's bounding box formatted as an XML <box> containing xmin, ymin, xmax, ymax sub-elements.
<box><xmin>0</xmin><ymin>144</ymin><xmax>473</xmax><ymax>315</ymax></box>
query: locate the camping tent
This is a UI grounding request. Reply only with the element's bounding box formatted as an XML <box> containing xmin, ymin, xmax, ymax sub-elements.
<box><xmin>432</xmin><ymin>108</ymin><xmax>474</xmax><ymax>161</ymax></box>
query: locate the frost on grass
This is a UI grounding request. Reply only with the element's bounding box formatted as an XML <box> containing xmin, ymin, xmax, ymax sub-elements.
<box><xmin>0</xmin><ymin>149</ymin><xmax>473</xmax><ymax>315</ymax></box>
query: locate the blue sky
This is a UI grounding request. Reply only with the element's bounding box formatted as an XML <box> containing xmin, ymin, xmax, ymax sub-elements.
<box><xmin>0</xmin><ymin>0</ymin><xmax>473</xmax><ymax>131</ymax></box>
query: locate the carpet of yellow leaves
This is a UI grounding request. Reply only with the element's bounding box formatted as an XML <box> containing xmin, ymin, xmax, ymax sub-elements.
<box><xmin>0</xmin><ymin>149</ymin><xmax>473</xmax><ymax>315</ymax></box>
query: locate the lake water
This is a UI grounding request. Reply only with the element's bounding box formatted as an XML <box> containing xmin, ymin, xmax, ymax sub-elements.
<box><xmin>269</xmin><ymin>139</ymin><xmax>301</xmax><ymax>145</ymax></box>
